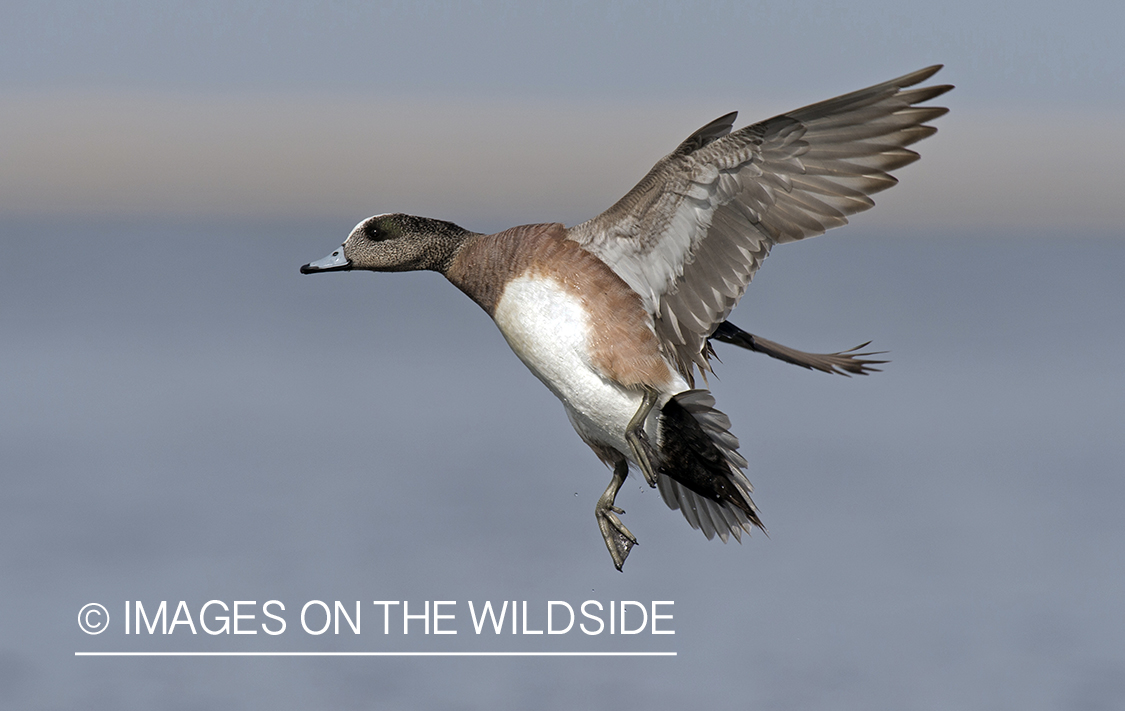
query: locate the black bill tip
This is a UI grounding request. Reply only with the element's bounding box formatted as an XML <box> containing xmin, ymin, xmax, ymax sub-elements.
<box><xmin>300</xmin><ymin>245</ymin><xmax>351</xmax><ymax>274</ymax></box>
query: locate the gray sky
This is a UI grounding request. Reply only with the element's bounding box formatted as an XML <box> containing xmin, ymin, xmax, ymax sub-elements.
<box><xmin>3</xmin><ymin>0</ymin><xmax>1123</xmax><ymax>229</ymax></box>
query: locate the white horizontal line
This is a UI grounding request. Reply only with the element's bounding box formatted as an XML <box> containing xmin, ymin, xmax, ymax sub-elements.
<box><xmin>75</xmin><ymin>651</ymin><xmax>676</xmax><ymax>657</ymax></box>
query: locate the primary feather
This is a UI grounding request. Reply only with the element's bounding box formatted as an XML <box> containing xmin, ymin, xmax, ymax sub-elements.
<box><xmin>568</xmin><ymin>65</ymin><xmax>951</xmax><ymax>383</ymax></box>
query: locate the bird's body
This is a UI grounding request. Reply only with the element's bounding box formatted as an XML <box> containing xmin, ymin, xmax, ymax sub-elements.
<box><xmin>450</xmin><ymin>223</ymin><xmax>682</xmax><ymax>458</ymax></box>
<box><xmin>495</xmin><ymin>264</ymin><xmax>674</xmax><ymax>461</ymax></box>
<box><xmin>302</xmin><ymin>66</ymin><xmax>952</xmax><ymax>569</ymax></box>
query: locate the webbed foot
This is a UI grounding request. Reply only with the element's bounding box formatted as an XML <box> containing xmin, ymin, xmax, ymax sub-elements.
<box><xmin>596</xmin><ymin>459</ymin><xmax>637</xmax><ymax>571</ymax></box>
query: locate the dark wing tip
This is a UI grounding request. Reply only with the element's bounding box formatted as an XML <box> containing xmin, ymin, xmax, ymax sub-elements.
<box><xmin>907</xmin><ymin>64</ymin><xmax>944</xmax><ymax>84</ymax></box>
<box><xmin>901</xmin><ymin>66</ymin><xmax>953</xmax><ymax>102</ymax></box>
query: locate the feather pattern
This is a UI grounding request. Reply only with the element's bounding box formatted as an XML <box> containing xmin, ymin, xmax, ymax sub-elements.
<box><xmin>656</xmin><ymin>390</ymin><xmax>759</xmax><ymax>541</ymax></box>
<box><xmin>567</xmin><ymin>65</ymin><xmax>951</xmax><ymax>384</ymax></box>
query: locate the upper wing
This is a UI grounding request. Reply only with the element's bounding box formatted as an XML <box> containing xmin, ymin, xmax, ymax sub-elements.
<box><xmin>567</xmin><ymin>66</ymin><xmax>951</xmax><ymax>382</ymax></box>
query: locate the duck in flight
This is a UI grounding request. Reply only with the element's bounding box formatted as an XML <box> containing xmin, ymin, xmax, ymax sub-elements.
<box><xmin>302</xmin><ymin>66</ymin><xmax>951</xmax><ymax>570</ymax></box>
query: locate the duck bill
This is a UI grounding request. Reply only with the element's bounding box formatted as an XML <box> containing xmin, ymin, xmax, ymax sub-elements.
<box><xmin>300</xmin><ymin>245</ymin><xmax>352</xmax><ymax>274</ymax></box>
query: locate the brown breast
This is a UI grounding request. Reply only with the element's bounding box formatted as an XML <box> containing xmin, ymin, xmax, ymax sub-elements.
<box><xmin>445</xmin><ymin>223</ymin><xmax>675</xmax><ymax>389</ymax></box>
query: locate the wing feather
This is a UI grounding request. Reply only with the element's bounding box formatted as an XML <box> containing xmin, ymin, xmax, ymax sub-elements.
<box><xmin>568</xmin><ymin>66</ymin><xmax>951</xmax><ymax>383</ymax></box>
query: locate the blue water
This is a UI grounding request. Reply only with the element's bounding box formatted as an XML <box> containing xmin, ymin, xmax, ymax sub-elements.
<box><xmin>2</xmin><ymin>218</ymin><xmax>1123</xmax><ymax>709</ymax></box>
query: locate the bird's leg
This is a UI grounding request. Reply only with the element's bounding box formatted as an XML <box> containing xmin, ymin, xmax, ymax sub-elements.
<box><xmin>709</xmin><ymin>321</ymin><xmax>887</xmax><ymax>376</ymax></box>
<box><xmin>595</xmin><ymin>458</ymin><xmax>637</xmax><ymax>571</ymax></box>
<box><xmin>625</xmin><ymin>387</ymin><xmax>660</xmax><ymax>488</ymax></box>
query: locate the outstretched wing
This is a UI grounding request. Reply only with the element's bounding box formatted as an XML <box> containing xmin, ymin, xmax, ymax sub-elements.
<box><xmin>567</xmin><ymin>66</ymin><xmax>951</xmax><ymax>381</ymax></box>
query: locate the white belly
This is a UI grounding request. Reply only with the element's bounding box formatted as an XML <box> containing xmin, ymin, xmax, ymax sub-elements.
<box><xmin>493</xmin><ymin>275</ymin><xmax>681</xmax><ymax>456</ymax></box>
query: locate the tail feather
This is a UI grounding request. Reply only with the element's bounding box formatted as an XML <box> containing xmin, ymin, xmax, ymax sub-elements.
<box><xmin>656</xmin><ymin>390</ymin><xmax>765</xmax><ymax>541</ymax></box>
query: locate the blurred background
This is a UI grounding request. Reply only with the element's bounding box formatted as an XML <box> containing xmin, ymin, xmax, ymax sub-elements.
<box><xmin>2</xmin><ymin>2</ymin><xmax>1123</xmax><ymax>709</ymax></box>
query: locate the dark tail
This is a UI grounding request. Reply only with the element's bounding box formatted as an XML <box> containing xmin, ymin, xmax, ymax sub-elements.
<box><xmin>656</xmin><ymin>390</ymin><xmax>764</xmax><ymax>541</ymax></box>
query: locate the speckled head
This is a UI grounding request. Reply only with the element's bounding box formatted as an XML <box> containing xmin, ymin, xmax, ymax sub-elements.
<box><xmin>300</xmin><ymin>213</ymin><xmax>475</xmax><ymax>275</ymax></box>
